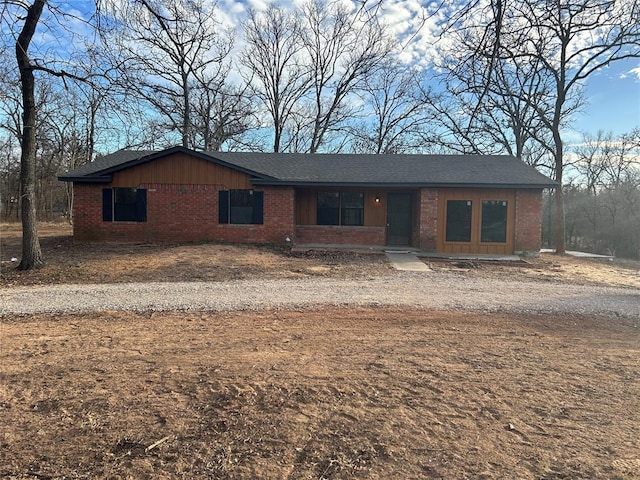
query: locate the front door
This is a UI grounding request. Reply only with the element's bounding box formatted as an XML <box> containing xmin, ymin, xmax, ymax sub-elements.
<box><xmin>387</xmin><ymin>193</ymin><xmax>412</xmax><ymax>246</ymax></box>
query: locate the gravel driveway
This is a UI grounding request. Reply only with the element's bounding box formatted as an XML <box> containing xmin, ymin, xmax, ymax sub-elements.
<box><xmin>2</xmin><ymin>271</ymin><xmax>638</xmax><ymax>318</ymax></box>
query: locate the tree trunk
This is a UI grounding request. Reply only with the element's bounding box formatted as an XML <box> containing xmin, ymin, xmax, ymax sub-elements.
<box><xmin>555</xmin><ymin>182</ymin><xmax>566</xmax><ymax>254</ymax></box>
<box><xmin>182</xmin><ymin>69</ymin><xmax>190</xmax><ymax>148</ymax></box>
<box><xmin>553</xmin><ymin>129</ymin><xmax>566</xmax><ymax>254</ymax></box>
<box><xmin>16</xmin><ymin>0</ymin><xmax>45</xmax><ymax>270</ymax></box>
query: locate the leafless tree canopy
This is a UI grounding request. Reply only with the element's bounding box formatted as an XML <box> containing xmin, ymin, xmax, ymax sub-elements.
<box><xmin>1</xmin><ymin>0</ymin><xmax>640</xmax><ymax>265</ymax></box>
<box><xmin>436</xmin><ymin>0</ymin><xmax>640</xmax><ymax>253</ymax></box>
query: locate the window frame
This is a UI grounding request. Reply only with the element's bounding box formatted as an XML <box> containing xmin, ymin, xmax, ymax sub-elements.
<box><xmin>218</xmin><ymin>189</ymin><xmax>264</xmax><ymax>225</ymax></box>
<box><xmin>340</xmin><ymin>192</ymin><xmax>364</xmax><ymax>226</ymax></box>
<box><xmin>102</xmin><ymin>187</ymin><xmax>147</xmax><ymax>223</ymax></box>
<box><xmin>316</xmin><ymin>191</ymin><xmax>364</xmax><ymax>227</ymax></box>
<box><xmin>480</xmin><ymin>200</ymin><xmax>508</xmax><ymax>243</ymax></box>
<box><xmin>316</xmin><ymin>192</ymin><xmax>340</xmax><ymax>225</ymax></box>
<box><xmin>445</xmin><ymin>199</ymin><xmax>472</xmax><ymax>242</ymax></box>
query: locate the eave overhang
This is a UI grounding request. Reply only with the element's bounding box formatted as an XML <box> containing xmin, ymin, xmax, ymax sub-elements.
<box><xmin>249</xmin><ymin>179</ymin><xmax>557</xmax><ymax>189</ymax></box>
<box><xmin>58</xmin><ymin>175</ymin><xmax>113</xmax><ymax>183</ymax></box>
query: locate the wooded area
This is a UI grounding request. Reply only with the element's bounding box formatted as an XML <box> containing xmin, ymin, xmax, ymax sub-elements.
<box><xmin>1</xmin><ymin>0</ymin><xmax>639</xmax><ymax>265</ymax></box>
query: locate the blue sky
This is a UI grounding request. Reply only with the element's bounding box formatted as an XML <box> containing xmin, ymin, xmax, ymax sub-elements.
<box><xmin>6</xmin><ymin>0</ymin><xmax>640</xmax><ymax>145</ymax></box>
<box><xmin>153</xmin><ymin>0</ymin><xmax>640</xmax><ymax>141</ymax></box>
<box><xmin>570</xmin><ymin>59</ymin><xmax>640</xmax><ymax>139</ymax></box>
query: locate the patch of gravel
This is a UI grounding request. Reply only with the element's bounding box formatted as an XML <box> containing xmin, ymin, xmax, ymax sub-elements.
<box><xmin>1</xmin><ymin>271</ymin><xmax>638</xmax><ymax>318</ymax></box>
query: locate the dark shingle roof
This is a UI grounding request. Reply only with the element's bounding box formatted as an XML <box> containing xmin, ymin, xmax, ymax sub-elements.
<box><xmin>59</xmin><ymin>150</ymin><xmax>157</xmax><ymax>179</ymax></box>
<box><xmin>59</xmin><ymin>146</ymin><xmax>556</xmax><ymax>188</ymax></box>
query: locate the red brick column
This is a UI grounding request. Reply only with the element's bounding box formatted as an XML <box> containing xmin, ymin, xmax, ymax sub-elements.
<box><xmin>417</xmin><ymin>188</ymin><xmax>438</xmax><ymax>251</ymax></box>
<box><xmin>261</xmin><ymin>186</ymin><xmax>295</xmax><ymax>243</ymax></box>
<box><xmin>72</xmin><ymin>183</ymin><xmax>109</xmax><ymax>241</ymax></box>
<box><xmin>515</xmin><ymin>189</ymin><xmax>543</xmax><ymax>255</ymax></box>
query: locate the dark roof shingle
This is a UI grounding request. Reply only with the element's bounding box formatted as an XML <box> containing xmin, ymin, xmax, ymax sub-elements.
<box><xmin>59</xmin><ymin>146</ymin><xmax>556</xmax><ymax>188</ymax></box>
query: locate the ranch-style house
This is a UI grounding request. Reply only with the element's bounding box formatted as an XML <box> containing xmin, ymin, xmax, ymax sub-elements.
<box><xmin>59</xmin><ymin>146</ymin><xmax>556</xmax><ymax>255</ymax></box>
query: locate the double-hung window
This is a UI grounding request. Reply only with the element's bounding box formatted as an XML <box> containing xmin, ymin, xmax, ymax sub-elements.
<box><xmin>218</xmin><ymin>189</ymin><xmax>264</xmax><ymax>224</ymax></box>
<box><xmin>102</xmin><ymin>187</ymin><xmax>147</xmax><ymax>222</ymax></box>
<box><xmin>317</xmin><ymin>192</ymin><xmax>364</xmax><ymax>226</ymax></box>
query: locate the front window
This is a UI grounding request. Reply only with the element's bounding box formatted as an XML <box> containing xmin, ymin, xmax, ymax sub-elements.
<box><xmin>218</xmin><ymin>189</ymin><xmax>263</xmax><ymax>225</ymax></box>
<box><xmin>316</xmin><ymin>192</ymin><xmax>364</xmax><ymax>226</ymax></box>
<box><xmin>230</xmin><ymin>190</ymin><xmax>255</xmax><ymax>224</ymax></box>
<box><xmin>317</xmin><ymin>192</ymin><xmax>340</xmax><ymax>225</ymax></box>
<box><xmin>103</xmin><ymin>187</ymin><xmax>147</xmax><ymax>222</ymax></box>
<box><xmin>114</xmin><ymin>188</ymin><xmax>138</xmax><ymax>222</ymax></box>
<box><xmin>481</xmin><ymin>200</ymin><xmax>508</xmax><ymax>243</ymax></box>
<box><xmin>341</xmin><ymin>192</ymin><xmax>364</xmax><ymax>226</ymax></box>
<box><xmin>446</xmin><ymin>200</ymin><xmax>472</xmax><ymax>242</ymax></box>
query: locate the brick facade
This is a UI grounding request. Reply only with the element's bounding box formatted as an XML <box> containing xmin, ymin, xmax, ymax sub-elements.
<box><xmin>415</xmin><ymin>187</ymin><xmax>438</xmax><ymax>251</ymax></box>
<box><xmin>73</xmin><ymin>182</ymin><xmax>544</xmax><ymax>254</ymax></box>
<box><xmin>72</xmin><ymin>183</ymin><xmax>294</xmax><ymax>245</ymax></box>
<box><xmin>514</xmin><ymin>189</ymin><xmax>543</xmax><ymax>254</ymax></box>
<box><xmin>295</xmin><ymin>225</ymin><xmax>386</xmax><ymax>246</ymax></box>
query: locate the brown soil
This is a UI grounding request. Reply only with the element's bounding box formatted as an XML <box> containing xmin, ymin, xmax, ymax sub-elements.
<box><xmin>1</xmin><ymin>222</ymin><xmax>639</xmax><ymax>288</ymax></box>
<box><xmin>1</xmin><ymin>308</ymin><xmax>639</xmax><ymax>479</ymax></box>
<box><xmin>2</xmin><ymin>224</ymin><xmax>639</xmax><ymax>478</ymax></box>
<box><xmin>0</xmin><ymin>223</ymin><xmax>390</xmax><ymax>287</ymax></box>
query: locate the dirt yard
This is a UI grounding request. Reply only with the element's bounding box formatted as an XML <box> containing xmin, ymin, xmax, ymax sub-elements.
<box><xmin>1</xmin><ymin>222</ymin><xmax>639</xmax><ymax>288</ymax></box>
<box><xmin>1</xmin><ymin>308</ymin><xmax>639</xmax><ymax>479</ymax></box>
<box><xmin>1</xmin><ymin>223</ymin><xmax>639</xmax><ymax>479</ymax></box>
<box><xmin>0</xmin><ymin>223</ymin><xmax>390</xmax><ymax>287</ymax></box>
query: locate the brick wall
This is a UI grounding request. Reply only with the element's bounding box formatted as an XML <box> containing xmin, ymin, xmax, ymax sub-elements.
<box><xmin>515</xmin><ymin>189</ymin><xmax>543</xmax><ymax>254</ymax></box>
<box><xmin>295</xmin><ymin>225</ymin><xmax>386</xmax><ymax>246</ymax></box>
<box><xmin>72</xmin><ymin>183</ymin><xmax>294</xmax><ymax>245</ymax></box>
<box><xmin>73</xmin><ymin>183</ymin><xmax>110</xmax><ymax>241</ymax></box>
<box><xmin>73</xmin><ymin>182</ymin><xmax>545</xmax><ymax>254</ymax></box>
<box><xmin>416</xmin><ymin>188</ymin><xmax>438</xmax><ymax>250</ymax></box>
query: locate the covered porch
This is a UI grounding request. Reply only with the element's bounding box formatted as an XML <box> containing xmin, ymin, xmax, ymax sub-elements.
<box><xmin>294</xmin><ymin>187</ymin><xmax>426</xmax><ymax>248</ymax></box>
<box><xmin>292</xmin><ymin>186</ymin><xmax>526</xmax><ymax>255</ymax></box>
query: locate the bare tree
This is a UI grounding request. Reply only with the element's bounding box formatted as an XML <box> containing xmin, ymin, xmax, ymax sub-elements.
<box><xmin>515</xmin><ymin>0</ymin><xmax>640</xmax><ymax>253</ymax></box>
<box><xmin>13</xmin><ymin>0</ymin><xmax>46</xmax><ymax>269</ymax></box>
<box><xmin>241</xmin><ymin>5</ymin><xmax>312</xmax><ymax>153</ymax></box>
<box><xmin>350</xmin><ymin>61</ymin><xmax>433</xmax><ymax>154</ymax></box>
<box><xmin>190</xmin><ymin>73</ymin><xmax>256</xmax><ymax>151</ymax></box>
<box><xmin>300</xmin><ymin>0</ymin><xmax>392</xmax><ymax>153</ymax></box>
<box><xmin>0</xmin><ymin>135</ymin><xmax>20</xmax><ymax>220</ymax></box>
<box><xmin>574</xmin><ymin>131</ymin><xmax>614</xmax><ymax>194</ymax></box>
<box><xmin>564</xmin><ymin>129</ymin><xmax>640</xmax><ymax>257</ymax></box>
<box><xmin>99</xmin><ymin>0</ymin><xmax>235</xmax><ymax>149</ymax></box>
<box><xmin>242</xmin><ymin>1</ymin><xmax>391</xmax><ymax>153</ymax></box>
<box><xmin>2</xmin><ymin>0</ymin><xmax>118</xmax><ymax>268</ymax></box>
<box><xmin>438</xmin><ymin>0</ymin><xmax>640</xmax><ymax>253</ymax></box>
<box><xmin>432</xmin><ymin>2</ymin><xmax>557</xmax><ymax>165</ymax></box>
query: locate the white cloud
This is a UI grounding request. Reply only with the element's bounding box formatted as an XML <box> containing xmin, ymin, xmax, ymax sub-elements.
<box><xmin>625</xmin><ymin>66</ymin><xmax>640</xmax><ymax>81</ymax></box>
<box><xmin>378</xmin><ymin>0</ymin><xmax>442</xmax><ymax>67</ymax></box>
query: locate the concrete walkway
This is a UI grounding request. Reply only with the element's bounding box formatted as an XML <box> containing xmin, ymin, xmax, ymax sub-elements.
<box><xmin>540</xmin><ymin>249</ymin><xmax>615</xmax><ymax>259</ymax></box>
<box><xmin>385</xmin><ymin>252</ymin><xmax>431</xmax><ymax>271</ymax></box>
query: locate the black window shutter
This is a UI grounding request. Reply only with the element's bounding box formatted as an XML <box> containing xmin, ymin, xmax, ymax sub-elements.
<box><xmin>218</xmin><ymin>190</ymin><xmax>229</xmax><ymax>223</ymax></box>
<box><xmin>135</xmin><ymin>189</ymin><xmax>147</xmax><ymax>222</ymax></box>
<box><xmin>102</xmin><ymin>188</ymin><xmax>113</xmax><ymax>222</ymax></box>
<box><xmin>252</xmin><ymin>191</ymin><xmax>264</xmax><ymax>224</ymax></box>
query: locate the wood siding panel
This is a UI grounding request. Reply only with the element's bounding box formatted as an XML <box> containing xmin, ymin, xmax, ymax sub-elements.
<box><xmin>295</xmin><ymin>188</ymin><xmax>387</xmax><ymax>227</ymax></box>
<box><xmin>112</xmin><ymin>153</ymin><xmax>252</xmax><ymax>189</ymax></box>
<box><xmin>437</xmin><ymin>188</ymin><xmax>516</xmax><ymax>254</ymax></box>
<box><xmin>295</xmin><ymin>189</ymin><xmax>316</xmax><ymax>225</ymax></box>
<box><xmin>364</xmin><ymin>191</ymin><xmax>386</xmax><ymax>227</ymax></box>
